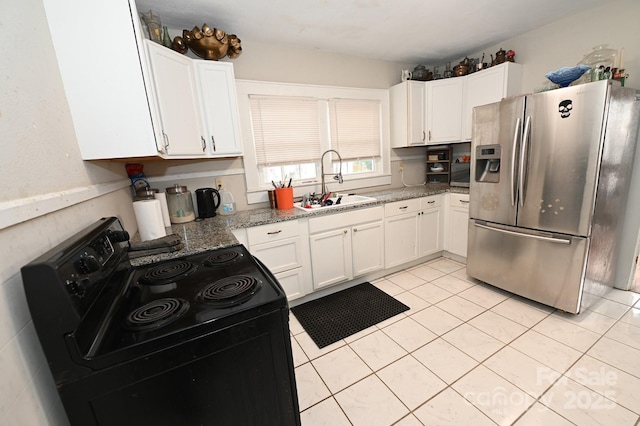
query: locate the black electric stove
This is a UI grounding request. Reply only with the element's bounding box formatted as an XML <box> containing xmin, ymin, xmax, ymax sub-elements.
<box><xmin>21</xmin><ymin>217</ymin><xmax>300</xmax><ymax>426</ymax></box>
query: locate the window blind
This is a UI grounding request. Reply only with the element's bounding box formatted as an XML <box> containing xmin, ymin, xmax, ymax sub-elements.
<box><xmin>328</xmin><ymin>99</ymin><xmax>382</xmax><ymax>161</ymax></box>
<box><xmin>249</xmin><ymin>95</ymin><xmax>322</xmax><ymax>166</ymax></box>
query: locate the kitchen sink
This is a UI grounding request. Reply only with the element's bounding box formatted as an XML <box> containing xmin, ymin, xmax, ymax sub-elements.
<box><xmin>294</xmin><ymin>195</ymin><xmax>377</xmax><ymax>212</ymax></box>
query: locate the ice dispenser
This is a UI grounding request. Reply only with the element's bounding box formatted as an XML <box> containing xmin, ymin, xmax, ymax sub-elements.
<box><xmin>475</xmin><ymin>144</ymin><xmax>502</xmax><ymax>183</ymax></box>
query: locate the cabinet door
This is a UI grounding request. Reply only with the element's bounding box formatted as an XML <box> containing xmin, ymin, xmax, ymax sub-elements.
<box><xmin>419</xmin><ymin>208</ymin><xmax>442</xmax><ymax>257</ymax></box>
<box><xmin>195</xmin><ymin>62</ymin><xmax>243</xmax><ymax>156</ymax></box>
<box><xmin>408</xmin><ymin>82</ymin><xmax>427</xmax><ymax>146</ymax></box>
<box><xmin>145</xmin><ymin>41</ymin><xmax>206</xmax><ymax>156</ymax></box>
<box><xmin>427</xmin><ymin>79</ymin><xmax>463</xmax><ymax>144</ymax></box>
<box><xmin>42</xmin><ymin>0</ymin><xmax>159</xmax><ymax>159</ymax></box>
<box><xmin>390</xmin><ymin>81</ymin><xmax>426</xmax><ymax>147</ymax></box>
<box><xmin>309</xmin><ymin>228</ymin><xmax>352</xmax><ymax>289</ymax></box>
<box><xmin>249</xmin><ymin>237</ymin><xmax>302</xmax><ymax>274</ymax></box>
<box><xmin>385</xmin><ymin>213</ymin><xmax>419</xmax><ymax>268</ymax></box>
<box><xmin>462</xmin><ymin>66</ymin><xmax>506</xmax><ymax>141</ymax></box>
<box><xmin>449</xmin><ymin>208</ymin><xmax>469</xmax><ymax>257</ymax></box>
<box><xmin>274</xmin><ymin>268</ymin><xmax>305</xmax><ymax>301</ymax></box>
<box><xmin>463</xmin><ymin>63</ymin><xmax>522</xmax><ymax>140</ymax></box>
<box><xmin>352</xmin><ymin>221</ymin><xmax>384</xmax><ymax>277</ymax></box>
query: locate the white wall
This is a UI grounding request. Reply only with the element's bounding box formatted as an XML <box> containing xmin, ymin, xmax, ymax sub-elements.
<box><xmin>1</xmin><ymin>0</ymin><xmax>137</xmax><ymax>424</ymax></box>
<box><xmin>464</xmin><ymin>0</ymin><xmax>639</xmax><ymax>94</ymax></box>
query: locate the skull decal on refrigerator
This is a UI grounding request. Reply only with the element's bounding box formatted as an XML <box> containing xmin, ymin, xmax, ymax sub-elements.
<box><xmin>558</xmin><ymin>99</ymin><xmax>573</xmax><ymax>118</ymax></box>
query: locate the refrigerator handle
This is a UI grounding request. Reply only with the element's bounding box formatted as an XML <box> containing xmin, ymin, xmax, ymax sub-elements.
<box><xmin>473</xmin><ymin>222</ymin><xmax>571</xmax><ymax>244</ymax></box>
<box><xmin>519</xmin><ymin>115</ymin><xmax>532</xmax><ymax>207</ymax></box>
<box><xmin>511</xmin><ymin>117</ymin><xmax>522</xmax><ymax>207</ymax></box>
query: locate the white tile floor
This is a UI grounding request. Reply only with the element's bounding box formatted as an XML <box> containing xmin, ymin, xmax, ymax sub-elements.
<box><xmin>290</xmin><ymin>257</ymin><xmax>640</xmax><ymax>426</ymax></box>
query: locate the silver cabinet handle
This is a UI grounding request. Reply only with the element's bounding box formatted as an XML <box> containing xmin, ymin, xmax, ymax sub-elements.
<box><xmin>267</xmin><ymin>230</ymin><xmax>282</xmax><ymax>235</ymax></box>
<box><xmin>511</xmin><ymin>117</ymin><xmax>522</xmax><ymax>207</ymax></box>
<box><xmin>422</xmin><ymin>130</ymin><xmax>426</xmax><ymax>142</ymax></box>
<box><xmin>519</xmin><ymin>116</ymin><xmax>532</xmax><ymax>207</ymax></box>
<box><xmin>353</xmin><ymin>228</ymin><xmax>358</xmax><ymax>232</ymax></box>
<box><xmin>162</xmin><ymin>131</ymin><xmax>170</xmax><ymax>151</ymax></box>
<box><xmin>473</xmin><ymin>222</ymin><xmax>570</xmax><ymax>244</ymax></box>
<box><xmin>399</xmin><ymin>206</ymin><xmax>408</xmax><ymax>210</ymax></box>
<box><xmin>427</xmin><ymin>200</ymin><xmax>435</xmax><ymax>204</ymax></box>
<box><xmin>201</xmin><ymin>136</ymin><xmax>206</xmax><ymax>152</ymax></box>
<box><xmin>211</xmin><ymin>135</ymin><xmax>216</xmax><ymax>152</ymax></box>
<box><xmin>343</xmin><ymin>229</ymin><xmax>348</xmax><ymax>234</ymax></box>
<box><xmin>459</xmin><ymin>200</ymin><xmax>469</xmax><ymax>204</ymax></box>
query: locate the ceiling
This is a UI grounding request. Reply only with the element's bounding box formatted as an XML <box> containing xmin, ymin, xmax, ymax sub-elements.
<box><xmin>136</xmin><ymin>0</ymin><xmax>605</xmax><ymax>64</ymax></box>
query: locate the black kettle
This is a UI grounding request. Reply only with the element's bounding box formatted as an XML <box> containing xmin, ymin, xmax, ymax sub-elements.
<box><xmin>195</xmin><ymin>187</ymin><xmax>221</xmax><ymax>218</ymax></box>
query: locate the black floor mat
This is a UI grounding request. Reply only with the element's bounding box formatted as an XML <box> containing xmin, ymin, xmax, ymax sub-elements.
<box><xmin>290</xmin><ymin>282</ymin><xmax>410</xmax><ymax>348</ymax></box>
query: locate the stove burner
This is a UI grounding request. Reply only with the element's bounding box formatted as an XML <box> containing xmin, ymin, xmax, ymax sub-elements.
<box><xmin>139</xmin><ymin>261</ymin><xmax>196</xmax><ymax>285</ymax></box>
<box><xmin>203</xmin><ymin>250</ymin><xmax>243</xmax><ymax>267</ymax></box>
<box><xmin>199</xmin><ymin>275</ymin><xmax>261</xmax><ymax>307</ymax></box>
<box><xmin>125</xmin><ymin>298</ymin><xmax>189</xmax><ymax>331</ymax></box>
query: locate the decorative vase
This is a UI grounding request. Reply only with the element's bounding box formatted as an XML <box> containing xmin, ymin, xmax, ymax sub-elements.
<box><xmin>162</xmin><ymin>26</ymin><xmax>172</xmax><ymax>48</ymax></box>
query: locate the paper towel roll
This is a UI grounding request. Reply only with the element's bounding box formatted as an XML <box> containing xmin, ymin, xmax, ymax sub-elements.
<box><xmin>133</xmin><ymin>199</ymin><xmax>167</xmax><ymax>241</ymax></box>
<box><xmin>154</xmin><ymin>192</ymin><xmax>172</xmax><ymax>227</ymax></box>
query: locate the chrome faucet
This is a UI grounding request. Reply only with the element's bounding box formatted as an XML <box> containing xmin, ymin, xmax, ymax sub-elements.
<box><xmin>320</xmin><ymin>149</ymin><xmax>343</xmax><ymax>195</ymax></box>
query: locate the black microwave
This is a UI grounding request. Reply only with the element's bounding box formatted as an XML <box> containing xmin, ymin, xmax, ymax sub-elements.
<box><xmin>450</xmin><ymin>161</ymin><xmax>470</xmax><ymax>187</ymax></box>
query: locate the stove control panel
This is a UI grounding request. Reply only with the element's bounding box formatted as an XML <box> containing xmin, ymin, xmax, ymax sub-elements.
<box><xmin>22</xmin><ymin>217</ymin><xmax>132</xmax><ymax>332</ymax></box>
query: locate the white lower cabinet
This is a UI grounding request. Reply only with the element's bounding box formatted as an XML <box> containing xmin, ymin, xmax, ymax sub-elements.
<box><xmin>384</xmin><ymin>199</ymin><xmax>420</xmax><ymax>268</ymax></box>
<box><xmin>309</xmin><ymin>207</ymin><xmax>384</xmax><ymax>290</ymax></box>
<box><xmin>445</xmin><ymin>193</ymin><xmax>470</xmax><ymax>258</ymax></box>
<box><xmin>385</xmin><ymin>195</ymin><xmax>443</xmax><ymax>268</ymax></box>
<box><xmin>418</xmin><ymin>196</ymin><xmax>444</xmax><ymax>257</ymax></box>
<box><xmin>243</xmin><ymin>220</ymin><xmax>310</xmax><ymax>301</ymax></box>
<box><xmin>234</xmin><ymin>192</ymin><xmax>464</xmax><ymax>301</ymax></box>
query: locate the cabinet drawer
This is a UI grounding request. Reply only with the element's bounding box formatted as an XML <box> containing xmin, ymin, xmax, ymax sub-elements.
<box><xmin>246</xmin><ymin>220</ymin><xmax>299</xmax><ymax>245</ymax></box>
<box><xmin>449</xmin><ymin>193</ymin><xmax>470</xmax><ymax>210</ymax></box>
<box><xmin>274</xmin><ymin>268</ymin><xmax>305</xmax><ymax>301</ymax></box>
<box><xmin>384</xmin><ymin>199</ymin><xmax>420</xmax><ymax>218</ymax></box>
<box><xmin>249</xmin><ymin>237</ymin><xmax>302</xmax><ymax>273</ymax></box>
<box><xmin>421</xmin><ymin>195</ymin><xmax>442</xmax><ymax>210</ymax></box>
<box><xmin>309</xmin><ymin>206</ymin><xmax>383</xmax><ymax>234</ymax></box>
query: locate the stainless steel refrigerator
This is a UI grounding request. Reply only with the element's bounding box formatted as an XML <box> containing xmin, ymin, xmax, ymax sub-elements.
<box><xmin>467</xmin><ymin>80</ymin><xmax>640</xmax><ymax>313</ymax></box>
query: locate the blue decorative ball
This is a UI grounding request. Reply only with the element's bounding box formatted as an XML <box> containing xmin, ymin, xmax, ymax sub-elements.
<box><xmin>545</xmin><ymin>65</ymin><xmax>591</xmax><ymax>87</ymax></box>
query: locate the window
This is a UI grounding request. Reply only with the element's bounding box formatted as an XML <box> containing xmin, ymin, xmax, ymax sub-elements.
<box><xmin>329</xmin><ymin>98</ymin><xmax>381</xmax><ymax>177</ymax></box>
<box><xmin>236</xmin><ymin>81</ymin><xmax>390</xmax><ymax>204</ymax></box>
<box><xmin>250</xmin><ymin>95</ymin><xmax>322</xmax><ymax>186</ymax></box>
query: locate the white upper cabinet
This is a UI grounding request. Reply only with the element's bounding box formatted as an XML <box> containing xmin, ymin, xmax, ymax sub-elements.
<box><xmin>462</xmin><ymin>62</ymin><xmax>522</xmax><ymax>140</ymax></box>
<box><xmin>43</xmin><ymin>0</ymin><xmax>242</xmax><ymax>160</ymax></box>
<box><xmin>426</xmin><ymin>78</ymin><xmax>464</xmax><ymax>144</ymax></box>
<box><xmin>145</xmin><ymin>41</ymin><xmax>207</xmax><ymax>156</ymax></box>
<box><xmin>390</xmin><ymin>81</ymin><xmax>427</xmax><ymax>147</ymax></box>
<box><xmin>43</xmin><ymin>0</ymin><xmax>160</xmax><ymax>159</ymax></box>
<box><xmin>390</xmin><ymin>62</ymin><xmax>522</xmax><ymax>147</ymax></box>
<box><xmin>195</xmin><ymin>61</ymin><xmax>243</xmax><ymax>156</ymax></box>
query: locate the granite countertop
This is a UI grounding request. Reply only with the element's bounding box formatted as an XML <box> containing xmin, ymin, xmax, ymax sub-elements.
<box><xmin>129</xmin><ymin>184</ymin><xmax>468</xmax><ymax>266</ymax></box>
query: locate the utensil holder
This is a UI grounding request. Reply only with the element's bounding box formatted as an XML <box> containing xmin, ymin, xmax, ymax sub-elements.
<box><xmin>275</xmin><ymin>187</ymin><xmax>294</xmax><ymax>210</ymax></box>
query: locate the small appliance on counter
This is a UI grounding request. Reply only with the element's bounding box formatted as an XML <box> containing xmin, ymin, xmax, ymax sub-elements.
<box><xmin>195</xmin><ymin>187</ymin><xmax>221</xmax><ymax>218</ymax></box>
<box><xmin>20</xmin><ymin>217</ymin><xmax>301</xmax><ymax>425</ymax></box>
<box><xmin>450</xmin><ymin>143</ymin><xmax>471</xmax><ymax>188</ymax></box>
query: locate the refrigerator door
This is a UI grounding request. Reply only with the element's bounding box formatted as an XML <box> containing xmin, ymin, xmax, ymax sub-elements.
<box><xmin>469</xmin><ymin>96</ymin><xmax>525</xmax><ymax>225</ymax></box>
<box><xmin>467</xmin><ymin>219</ymin><xmax>588</xmax><ymax>313</ymax></box>
<box><xmin>517</xmin><ymin>82</ymin><xmax>609</xmax><ymax>236</ymax></box>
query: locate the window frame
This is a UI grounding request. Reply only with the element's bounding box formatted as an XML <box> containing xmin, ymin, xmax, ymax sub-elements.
<box><xmin>236</xmin><ymin>80</ymin><xmax>391</xmax><ymax>205</ymax></box>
